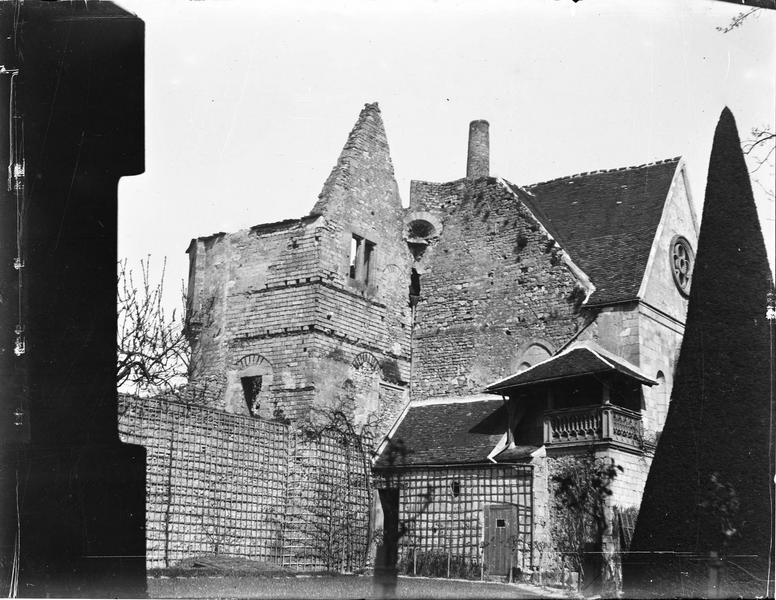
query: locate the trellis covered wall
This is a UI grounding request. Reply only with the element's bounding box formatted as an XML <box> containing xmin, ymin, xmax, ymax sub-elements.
<box><xmin>118</xmin><ymin>395</ymin><xmax>372</xmax><ymax>571</ymax></box>
<box><xmin>282</xmin><ymin>432</ymin><xmax>373</xmax><ymax>571</ymax></box>
<box><xmin>376</xmin><ymin>465</ymin><xmax>533</xmax><ymax>576</ymax></box>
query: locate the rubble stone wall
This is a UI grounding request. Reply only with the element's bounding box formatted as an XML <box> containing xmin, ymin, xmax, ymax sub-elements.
<box><xmin>410</xmin><ymin>178</ymin><xmax>586</xmax><ymax>400</ymax></box>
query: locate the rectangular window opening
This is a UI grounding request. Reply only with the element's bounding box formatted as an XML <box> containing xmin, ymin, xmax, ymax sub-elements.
<box><xmin>349</xmin><ymin>235</ymin><xmax>361</xmax><ymax>280</ymax></box>
<box><xmin>349</xmin><ymin>233</ymin><xmax>375</xmax><ymax>285</ymax></box>
<box><xmin>496</xmin><ymin>519</ymin><xmax>506</xmax><ymax>528</ymax></box>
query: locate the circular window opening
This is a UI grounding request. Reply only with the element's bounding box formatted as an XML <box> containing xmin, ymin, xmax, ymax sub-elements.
<box><xmin>408</xmin><ymin>219</ymin><xmax>436</xmax><ymax>239</ymax></box>
<box><xmin>670</xmin><ymin>235</ymin><xmax>694</xmax><ymax>295</ymax></box>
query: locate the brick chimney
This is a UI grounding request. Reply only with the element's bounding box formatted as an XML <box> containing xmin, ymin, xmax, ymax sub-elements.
<box><xmin>466</xmin><ymin>119</ymin><xmax>489</xmax><ymax>179</ymax></box>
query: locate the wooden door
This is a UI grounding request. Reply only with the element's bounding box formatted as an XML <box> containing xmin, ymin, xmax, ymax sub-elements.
<box><xmin>484</xmin><ymin>504</ymin><xmax>519</xmax><ymax>576</ymax></box>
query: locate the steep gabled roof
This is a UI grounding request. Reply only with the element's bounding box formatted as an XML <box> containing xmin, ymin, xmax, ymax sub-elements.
<box><xmin>485</xmin><ymin>342</ymin><xmax>657</xmax><ymax>393</ymax></box>
<box><xmin>373</xmin><ymin>397</ymin><xmax>506</xmax><ymax>468</ymax></box>
<box><xmin>515</xmin><ymin>158</ymin><xmax>682</xmax><ymax>306</ymax></box>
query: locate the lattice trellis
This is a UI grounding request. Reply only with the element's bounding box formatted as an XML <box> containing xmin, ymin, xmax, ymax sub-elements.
<box><xmin>376</xmin><ymin>465</ymin><xmax>534</xmax><ymax>574</ymax></box>
<box><xmin>118</xmin><ymin>395</ymin><xmax>373</xmax><ymax>571</ymax></box>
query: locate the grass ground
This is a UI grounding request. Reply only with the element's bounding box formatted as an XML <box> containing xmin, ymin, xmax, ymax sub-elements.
<box><xmin>147</xmin><ymin>574</ymin><xmax>561</xmax><ymax>599</ymax></box>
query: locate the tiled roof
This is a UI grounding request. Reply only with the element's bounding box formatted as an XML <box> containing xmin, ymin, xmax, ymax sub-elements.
<box><xmin>515</xmin><ymin>158</ymin><xmax>681</xmax><ymax>306</ymax></box>
<box><xmin>374</xmin><ymin>398</ymin><xmax>506</xmax><ymax>468</ymax></box>
<box><xmin>485</xmin><ymin>343</ymin><xmax>656</xmax><ymax>393</ymax></box>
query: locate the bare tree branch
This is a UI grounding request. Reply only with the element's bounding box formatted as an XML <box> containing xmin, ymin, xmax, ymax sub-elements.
<box><xmin>117</xmin><ymin>256</ymin><xmax>190</xmax><ymax>396</ymax></box>
<box><xmin>742</xmin><ymin>128</ymin><xmax>776</xmax><ymax>156</ymax></box>
<box><xmin>716</xmin><ymin>7</ymin><xmax>761</xmax><ymax>33</ymax></box>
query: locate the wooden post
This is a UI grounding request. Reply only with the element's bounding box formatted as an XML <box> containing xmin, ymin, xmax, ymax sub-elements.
<box><xmin>601</xmin><ymin>406</ymin><xmax>612</xmax><ymax>441</ymax></box>
<box><xmin>707</xmin><ymin>551</ymin><xmax>722</xmax><ymax>598</ymax></box>
<box><xmin>543</xmin><ymin>415</ymin><xmax>552</xmax><ymax>445</ymax></box>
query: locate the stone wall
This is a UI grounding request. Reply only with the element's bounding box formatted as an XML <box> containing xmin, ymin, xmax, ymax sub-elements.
<box><xmin>410</xmin><ymin>177</ymin><xmax>586</xmax><ymax>399</ymax></box>
<box><xmin>636</xmin><ymin>164</ymin><xmax>697</xmax><ymax>437</ymax></box>
<box><xmin>637</xmin><ymin>305</ymin><xmax>684</xmax><ymax>436</ymax></box>
<box><xmin>118</xmin><ymin>395</ymin><xmax>372</xmax><ymax>571</ymax></box>
<box><xmin>576</xmin><ymin>304</ymin><xmax>641</xmax><ymax>366</ymax></box>
<box><xmin>575</xmin><ymin>303</ymin><xmax>685</xmax><ymax>439</ymax></box>
<box><xmin>640</xmin><ymin>165</ymin><xmax>698</xmax><ymax>321</ymax></box>
<box><xmin>606</xmin><ymin>448</ymin><xmax>653</xmax><ymax>510</ymax></box>
<box><xmin>534</xmin><ymin>446</ymin><xmax>652</xmax><ymax>577</ymax></box>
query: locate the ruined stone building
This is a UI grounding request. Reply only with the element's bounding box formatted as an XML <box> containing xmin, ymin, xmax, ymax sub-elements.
<box><xmin>121</xmin><ymin>102</ymin><xmax>699</xmax><ymax>574</ymax></box>
<box><xmin>184</xmin><ymin>103</ymin><xmax>412</xmax><ymax>429</ymax></box>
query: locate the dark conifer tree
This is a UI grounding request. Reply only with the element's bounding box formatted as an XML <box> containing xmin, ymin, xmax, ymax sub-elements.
<box><xmin>625</xmin><ymin>107</ymin><xmax>775</xmax><ymax>597</ymax></box>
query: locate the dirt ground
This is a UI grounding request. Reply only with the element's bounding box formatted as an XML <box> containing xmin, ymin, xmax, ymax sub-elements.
<box><xmin>147</xmin><ymin>574</ymin><xmax>559</xmax><ymax>599</ymax></box>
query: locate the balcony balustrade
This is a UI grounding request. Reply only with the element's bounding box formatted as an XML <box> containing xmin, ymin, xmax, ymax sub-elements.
<box><xmin>542</xmin><ymin>404</ymin><xmax>643</xmax><ymax>451</ymax></box>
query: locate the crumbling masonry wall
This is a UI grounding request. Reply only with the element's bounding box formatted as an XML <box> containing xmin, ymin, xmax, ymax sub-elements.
<box><xmin>409</xmin><ymin>177</ymin><xmax>587</xmax><ymax>399</ymax></box>
<box><xmin>118</xmin><ymin>395</ymin><xmax>372</xmax><ymax>571</ymax></box>
<box><xmin>185</xmin><ymin>104</ymin><xmax>412</xmax><ymax>435</ymax></box>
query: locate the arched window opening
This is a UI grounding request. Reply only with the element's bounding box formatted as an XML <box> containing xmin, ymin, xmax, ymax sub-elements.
<box><xmin>513</xmin><ymin>342</ymin><xmax>552</xmax><ymax>374</ymax></box>
<box><xmin>241</xmin><ymin>375</ymin><xmax>262</xmax><ymax>417</ymax></box>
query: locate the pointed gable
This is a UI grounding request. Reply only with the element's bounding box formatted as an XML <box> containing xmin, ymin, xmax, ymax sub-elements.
<box><xmin>310</xmin><ymin>102</ymin><xmax>401</xmax><ymax>218</ymax></box>
<box><xmin>518</xmin><ymin>158</ymin><xmax>681</xmax><ymax>306</ymax></box>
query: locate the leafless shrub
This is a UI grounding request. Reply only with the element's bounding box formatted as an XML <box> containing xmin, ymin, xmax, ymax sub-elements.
<box><xmin>117</xmin><ymin>256</ymin><xmax>189</xmax><ymax>396</ymax></box>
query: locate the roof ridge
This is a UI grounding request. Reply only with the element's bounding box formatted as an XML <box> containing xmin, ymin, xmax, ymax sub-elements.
<box><xmin>525</xmin><ymin>156</ymin><xmax>682</xmax><ymax>189</ymax></box>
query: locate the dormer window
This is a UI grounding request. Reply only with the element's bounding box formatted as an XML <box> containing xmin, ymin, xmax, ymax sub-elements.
<box><xmin>349</xmin><ymin>234</ymin><xmax>376</xmax><ymax>285</ymax></box>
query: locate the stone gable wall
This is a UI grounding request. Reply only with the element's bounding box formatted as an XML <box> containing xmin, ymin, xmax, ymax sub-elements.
<box><xmin>640</xmin><ymin>169</ymin><xmax>697</xmax><ymax>320</ymax></box>
<box><xmin>636</xmin><ymin>167</ymin><xmax>695</xmax><ymax>437</ymax></box>
<box><xmin>410</xmin><ymin>178</ymin><xmax>586</xmax><ymax>399</ymax></box>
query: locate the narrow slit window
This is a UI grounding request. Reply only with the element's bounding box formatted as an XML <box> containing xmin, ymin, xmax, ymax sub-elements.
<box><xmin>410</xmin><ymin>268</ymin><xmax>420</xmax><ymax>297</ymax></box>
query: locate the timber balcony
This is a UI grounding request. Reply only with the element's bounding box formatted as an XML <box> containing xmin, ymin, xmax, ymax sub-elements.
<box><xmin>542</xmin><ymin>404</ymin><xmax>644</xmax><ymax>451</ymax></box>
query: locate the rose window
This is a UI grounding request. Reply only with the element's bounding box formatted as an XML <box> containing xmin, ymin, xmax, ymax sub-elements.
<box><xmin>670</xmin><ymin>236</ymin><xmax>694</xmax><ymax>295</ymax></box>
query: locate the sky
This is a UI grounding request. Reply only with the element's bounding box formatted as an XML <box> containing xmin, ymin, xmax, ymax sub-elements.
<box><xmin>116</xmin><ymin>0</ymin><xmax>775</xmax><ymax>314</ymax></box>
